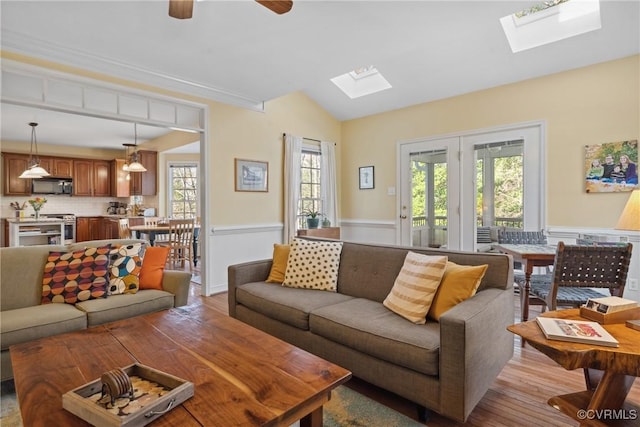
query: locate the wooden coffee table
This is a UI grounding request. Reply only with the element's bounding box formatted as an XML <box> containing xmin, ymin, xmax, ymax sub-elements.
<box><xmin>509</xmin><ymin>309</ymin><xmax>640</xmax><ymax>427</ymax></box>
<box><xmin>10</xmin><ymin>305</ymin><xmax>351</xmax><ymax>426</ymax></box>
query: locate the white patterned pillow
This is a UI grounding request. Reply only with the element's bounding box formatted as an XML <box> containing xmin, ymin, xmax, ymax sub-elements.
<box><xmin>383</xmin><ymin>252</ymin><xmax>448</xmax><ymax>324</ymax></box>
<box><xmin>108</xmin><ymin>243</ymin><xmax>144</xmax><ymax>295</ymax></box>
<box><xmin>282</xmin><ymin>238</ymin><xmax>343</xmax><ymax>291</ymax></box>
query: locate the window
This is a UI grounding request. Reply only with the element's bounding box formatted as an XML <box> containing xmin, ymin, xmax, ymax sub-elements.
<box><xmin>169</xmin><ymin>163</ymin><xmax>198</xmax><ymax>219</ymax></box>
<box><xmin>298</xmin><ymin>148</ymin><xmax>322</xmax><ymax>228</ymax></box>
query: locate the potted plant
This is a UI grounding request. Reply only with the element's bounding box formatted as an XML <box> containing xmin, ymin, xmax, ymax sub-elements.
<box><xmin>304</xmin><ymin>210</ymin><xmax>321</xmax><ymax>229</ymax></box>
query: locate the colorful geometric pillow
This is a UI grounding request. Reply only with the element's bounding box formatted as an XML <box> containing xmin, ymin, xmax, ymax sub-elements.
<box><xmin>108</xmin><ymin>243</ymin><xmax>144</xmax><ymax>295</ymax></box>
<box><xmin>383</xmin><ymin>252</ymin><xmax>447</xmax><ymax>324</ymax></box>
<box><xmin>139</xmin><ymin>246</ymin><xmax>170</xmax><ymax>290</ymax></box>
<box><xmin>427</xmin><ymin>262</ymin><xmax>488</xmax><ymax>321</ymax></box>
<box><xmin>282</xmin><ymin>238</ymin><xmax>343</xmax><ymax>291</ymax></box>
<box><xmin>41</xmin><ymin>245</ymin><xmax>111</xmax><ymax>304</ymax></box>
<box><xmin>266</xmin><ymin>243</ymin><xmax>290</xmax><ymax>283</ymax></box>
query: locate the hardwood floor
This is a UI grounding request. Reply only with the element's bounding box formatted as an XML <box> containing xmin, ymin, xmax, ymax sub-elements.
<box><xmin>188</xmin><ymin>281</ymin><xmax>640</xmax><ymax>426</ymax></box>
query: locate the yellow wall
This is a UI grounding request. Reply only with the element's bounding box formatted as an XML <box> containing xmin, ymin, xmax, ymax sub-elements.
<box><xmin>341</xmin><ymin>55</ymin><xmax>640</xmax><ymax>229</ymax></box>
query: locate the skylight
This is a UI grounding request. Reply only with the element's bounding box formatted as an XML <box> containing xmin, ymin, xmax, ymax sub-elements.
<box><xmin>331</xmin><ymin>66</ymin><xmax>392</xmax><ymax>99</ymax></box>
<box><xmin>500</xmin><ymin>0</ymin><xmax>601</xmax><ymax>53</ymax></box>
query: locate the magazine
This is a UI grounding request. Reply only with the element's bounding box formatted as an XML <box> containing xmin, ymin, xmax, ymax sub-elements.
<box><xmin>536</xmin><ymin>317</ymin><xmax>619</xmax><ymax>347</ymax></box>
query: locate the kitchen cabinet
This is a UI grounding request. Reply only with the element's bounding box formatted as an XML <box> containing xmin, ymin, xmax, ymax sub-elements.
<box><xmin>73</xmin><ymin>160</ymin><xmax>111</xmax><ymax>197</ymax></box>
<box><xmin>102</xmin><ymin>217</ymin><xmax>121</xmax><ymax>240</ymax></box>
<box><xmin>129</xmin><ymin>150</ymin><xmax>157</xmax><ymax>196</ymax></box>
<box><xmin>39</xmin><ymin>157</ymin><xmax>73</xmax><ymax>178</ymax></box>
<box><xmin>3</xmin><ymin>153</ymin><xmax>32</xmax><ymax>196</ymax></box>
<box><xmin>75</xmin><ymin>217</ymin><xmax>102</xmax><ymax>242</ymax></box>
<box><xmin>111</xmin><ymin>159</ymin><xmax>130</xmax><ymax>197</ymax></box>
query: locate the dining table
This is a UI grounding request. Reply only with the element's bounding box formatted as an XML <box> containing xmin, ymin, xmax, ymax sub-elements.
<box><xmin>492</xmin><ymin>243</ymin><xmax>558</xmax><ymax>322</ymax></box>
<box><xmin>129</xmin><ymin>223</ymin><xmax>201</xmax><ymax>266</ymax></box>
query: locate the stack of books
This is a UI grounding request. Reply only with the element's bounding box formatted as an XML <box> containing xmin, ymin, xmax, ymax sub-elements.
<box><xmin>580</xmin><ymin>296</ymin><xmax>640</xmax><ymax>324</ymax></box>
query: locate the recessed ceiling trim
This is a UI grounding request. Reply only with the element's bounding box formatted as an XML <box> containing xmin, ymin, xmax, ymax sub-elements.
<box><xmin>1</xmin><ymin>29</ymin><xmax>266</xmax><ymax>113</ymax></box>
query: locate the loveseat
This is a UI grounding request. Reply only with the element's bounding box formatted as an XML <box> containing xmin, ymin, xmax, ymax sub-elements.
<box><xmin>1</xmin><ymin>239</ymin><xmax>192</xmax><ymax>381</ymax></box>
<box><xmin>228</xmin><ymin>240</ymin><xmax>515</xmax><ymax>422</ymax></box>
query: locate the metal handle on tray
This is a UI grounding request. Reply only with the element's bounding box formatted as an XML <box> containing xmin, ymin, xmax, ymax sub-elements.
<box><xmin>144</xmin><ymin>398</ymin><xmax>176</xmax><ymax>418</ymax></box>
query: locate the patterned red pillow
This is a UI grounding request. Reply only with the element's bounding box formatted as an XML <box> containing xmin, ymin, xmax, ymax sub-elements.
<box><xmin>41</xmin><ymin>245</ymin><xmax>111</xmax><ymax>304</ymax></box>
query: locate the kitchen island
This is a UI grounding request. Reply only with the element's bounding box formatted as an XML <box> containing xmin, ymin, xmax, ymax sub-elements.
<box><xmin>6</xmin><ymin>217</ymin><xmax>65</xmax><ymax>247</ymax></box>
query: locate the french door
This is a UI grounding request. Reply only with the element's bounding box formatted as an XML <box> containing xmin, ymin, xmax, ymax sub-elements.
<box><xmin>398</xmin><ymin>122</ymin><xmax>545</xmax><ymax>251</ymax></box>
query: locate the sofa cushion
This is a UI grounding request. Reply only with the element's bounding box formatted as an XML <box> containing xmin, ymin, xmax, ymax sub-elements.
<box><xmin>310</xmin><ymin>298</ymin><xmax>441</xmax><ymax>376</ymax></box>
<box><xmin>74</xmin><ymin>290</ymin><xmax>174</xmax><ymax>327</ymax></box>
<box><xmin>383</xmin><ymin>252</ymin><xmax>448</xmax><ymax>324</ymax></box>
<box><xmin>428</xmin><ymin>262</ymin><xmax>488</xmax><ymax>321</ymax></box>
<box><xmin>283</xmin><ymin>238</ymin><xmax>343</xmax><ymax>291</ymax></box>
<box><xmin>236</xmin><ymin>282</ymin><xmax>354</xmax><ymax>330</ymax></box>
<box><xmin>266</xmin><ymin>244</ymin><xmax>290</xmax><ymax>283</ymax></box>
<box><xmin>1</xmin><ymin>304</ymin><xmax>87</xmax><ymax>350</ymax></box>
<box><xmin>41</xmin><ymin>245</ymin><xmax>111</xmax><ymax>304</ymax></box>
<box><xmin>108</xmin><ymin>243</ymin><xmax>144</xmax><ymax>295</ymax></box>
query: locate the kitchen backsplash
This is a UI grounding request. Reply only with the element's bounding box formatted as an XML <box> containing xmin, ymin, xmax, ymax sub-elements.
<box><xmin>2</xmin><ymin>195</ymin><xmax>158</xmax><ymax>218</ymax></box>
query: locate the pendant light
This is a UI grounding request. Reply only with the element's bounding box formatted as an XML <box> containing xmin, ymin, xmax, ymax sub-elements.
<box><xmin>122</xmin><ymin>143</ymin><xmax>130</xmax><ymax>172</ymax></box>
<box><xmin>19</xmin><ymin>122</ymin><xmax>50</xmax><ymax>179</ymax></box>
<box><xmin>127</xmin><ymin>123</ymin><xmax>147</xmax><ymax>173</ymax></box>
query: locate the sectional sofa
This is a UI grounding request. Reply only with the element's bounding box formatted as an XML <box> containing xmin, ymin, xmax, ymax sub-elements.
<box><xmin>0</xmin><ymin>239</ymin><xmax>192</xmax><ymax>381</ymax></box>
<box><xmin>228</xmin><ymin>240</ymin><xmax>515</xmax><ymax>422</ymax></box>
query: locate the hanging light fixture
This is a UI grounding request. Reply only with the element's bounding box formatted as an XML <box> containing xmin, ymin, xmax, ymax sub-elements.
<box><xmin>122</xmin><ymin>143</ymin><xmax>130</xmax><ymax>172</ymax></box>
<box><xmin>127</xmin><ymin>123</ymin><xmax>147</xmax><ymax>173</ymax></box>
<box><xmin>19</xmin><ymin>122</ymin><xmax>50</xmax><ymax>179</ymax></box>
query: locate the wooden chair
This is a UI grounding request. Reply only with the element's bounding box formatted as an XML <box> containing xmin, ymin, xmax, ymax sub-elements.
<box><xmin>529</xmin><ymin>241</ymin><xmax>633</xmax><ymax>312</ymax></box>
<box><xmin>118</xmin><ymin>218</ymin><xmax>132</xmax><ymax>239</ymax></box>
<box><xmin>497</xmin><ymin>230</ymin><xmax>550</xmax><ymax>288</ymax></box>
<box><xmin>155</xmin><ymin>219</ymin><xmax>195</xmax><ymax>271</ymax></box>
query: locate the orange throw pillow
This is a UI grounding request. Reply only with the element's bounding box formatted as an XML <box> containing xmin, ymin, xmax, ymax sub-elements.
<box><xmin>139</xmin><ymin>247</ymin><xmax>170</xmax><ymax>290</ymax></box>
<box><xmin>266</xmin><ymin>244</ymin><xmax>290</xmax><ymax>283</ymax></box>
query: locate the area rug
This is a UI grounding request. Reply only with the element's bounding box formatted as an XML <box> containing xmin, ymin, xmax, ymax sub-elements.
<box><xmin>324</xmin><ymin>385</ymin><xmax>425</xmax><ymax>427</ymax></box>
<box><xmin>0</xmin><ymin>382</ymin><xmax>424</xmax><ymax>427</ymax></box>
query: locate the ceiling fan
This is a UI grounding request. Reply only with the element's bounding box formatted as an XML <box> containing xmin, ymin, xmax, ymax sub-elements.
<box><xmin>169</xmin><ymin>0</ymin><xmax>293</xmax><ymax>19</ymax></box>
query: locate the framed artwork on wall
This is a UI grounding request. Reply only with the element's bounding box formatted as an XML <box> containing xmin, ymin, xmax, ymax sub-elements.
<box><xmin>585</xmin><ymin>140</ymin><xmax>638</xmax><ymax>193</ymax></box>
<box><xmin>235</xmin><ymin>159</ymin><xmax>268</xmax><ymax>192</ymax></box>
<box><xmin>359</xmin><ymin>166</ymin><xmax>374</xmax><ymax>190</ymax></box>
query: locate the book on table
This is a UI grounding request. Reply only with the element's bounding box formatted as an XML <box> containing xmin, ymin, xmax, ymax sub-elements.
<box><xmin>583</xmin><ymin>296</ymin><xmax>638</xmax><ymax>314</ymax></box>
<box><xmin>536</xmin><ymin>317</ymin><xmax>619</xmax><ymax>347</ymax></box>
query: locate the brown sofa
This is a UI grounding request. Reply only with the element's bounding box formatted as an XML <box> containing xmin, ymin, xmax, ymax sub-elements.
<box><xmin>0</xmin><ymin>239</ymin><xmax>192</xmax><ymax>381</ymax></box>
<box><xmin>228</xmin><ymin>240</ymin><xmax>515</xmax><ymax>422</ymax></box>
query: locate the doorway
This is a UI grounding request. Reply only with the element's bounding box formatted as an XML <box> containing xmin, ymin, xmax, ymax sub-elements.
<box><xmin>398</xmin><ymin>122</ymin><xmax>545</xmax><ymax>251</ymax></box>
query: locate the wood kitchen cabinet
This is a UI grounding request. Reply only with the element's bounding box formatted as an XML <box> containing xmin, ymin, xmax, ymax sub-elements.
<box><xmin>39</xmin><ymin>157</ymin><xmax>73</xmax><ymax>178</ymax></box>
<box><xmin>102</xmin><ymin>217</ymin><xmax>120</xmax><ymax>240</ymax></box>
<box><xmin>76</xmin><ymin>217</ymin><xmax>103</xmax><ymax>242</ymax></box>
<box><xmin>129</xmin><ymin>150</ymin><xmax>157</xmax><ymax>196</ymax></box>
<box><xmin>111</xmin><ymin>159</ymin><xmax>130</xmax><ymax>197</ymax></box>
<box><xmin>2</xmin><ymin>153</ymin><xmax>32</xmax><ymax>196</ymax></box>
<box><xmin>73</xmin><ymin>160</ymin><xmax>111</xmax><ymax>197</ymax></box>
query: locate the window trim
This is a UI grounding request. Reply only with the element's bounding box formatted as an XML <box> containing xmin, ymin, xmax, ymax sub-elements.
<box><xmin>167</xmin><ymin>161</ymin><xmax>199</xmax><ymax>219</ymax></box>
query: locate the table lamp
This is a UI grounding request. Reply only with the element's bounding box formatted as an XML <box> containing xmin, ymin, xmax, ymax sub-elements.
<box><xmin>616</xmin><ymin>189</ymin><xmax>640</xmax><ymax>231</ymax></box>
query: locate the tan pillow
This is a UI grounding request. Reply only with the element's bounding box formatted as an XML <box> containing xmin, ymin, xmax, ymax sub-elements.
<box><xmin>427</xmin><ymin>262</ymin><xmax>488</xmax><ymax>321</ymax></box>
<box><xmin>266</xmin><ymin>244</ymin><xmax>290</xmax><ymax>283</ymax></box>
<box><xmin>282</xmin><ymin>238</ymin><xmax>343</xmax><ymax>291</ymax></box>
<box><xmin>383</xmin><ymin>252</ymin><xmax>448</xmax><ymax>324</ymax></box>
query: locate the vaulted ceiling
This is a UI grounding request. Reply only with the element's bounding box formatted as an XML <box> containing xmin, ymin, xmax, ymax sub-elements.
<box><xmin>1</xmin><ymin>1</ymin><xmax>639</xmax><ymax>149</ymax></box>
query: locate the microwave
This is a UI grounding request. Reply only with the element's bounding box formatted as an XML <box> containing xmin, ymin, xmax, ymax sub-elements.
<box><xmin>31</xmin><ymin>178</ymin><xmax>73</xmax><ymax>195</ymax></box>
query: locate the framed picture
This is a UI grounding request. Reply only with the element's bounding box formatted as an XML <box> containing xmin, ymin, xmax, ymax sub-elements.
<box><xmin>235</xmin><ymin>159</ymin><xmax>268</xmax><ymax>192</ymax></box>
<box><xmin>584</xmin><ymin>140</ymin><xmax>638</xmax><ymax>193</ymax></box>
<box><xmin>359</xmin><ymin>166</ymin><xmax>374</xmax><ymax>189</ymax></box>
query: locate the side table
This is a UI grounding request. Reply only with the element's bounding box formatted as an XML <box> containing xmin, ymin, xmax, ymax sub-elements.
<box><xmin>508</xmin><ymin>309</ymin><xmax>640</xmax><ymax>426</ymax></box>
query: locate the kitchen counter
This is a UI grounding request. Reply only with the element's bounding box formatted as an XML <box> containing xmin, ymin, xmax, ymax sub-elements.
<box><xmin>6</xmin><ymin>217</ymin><xmax>65</xmax><ymax>224</ymax></box>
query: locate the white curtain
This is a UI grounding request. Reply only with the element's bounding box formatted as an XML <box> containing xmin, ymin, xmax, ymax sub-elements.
<box><xmin>284</xmin><ymin>134</ymin><xmax>302</xmax><ymax>243</ymax></box>
<box><xmin>320</xmin><ymin>141</ymin><xmax>338</xmax><ymax>227</ymax></box>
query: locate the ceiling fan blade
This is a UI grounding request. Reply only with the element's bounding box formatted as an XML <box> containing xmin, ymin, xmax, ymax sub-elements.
<box><xmin>255</xmin><ymin>0</ymin><xmax>293</xmax><ymax>15</ymax></box>
<box><xmin>169</xmin><ymin>0</ymin><xmax>193</xmax><ymax>19</ymax></box>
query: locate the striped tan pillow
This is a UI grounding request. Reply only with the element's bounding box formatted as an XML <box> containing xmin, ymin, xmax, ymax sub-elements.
<box><xmin>383</xmin><ymin>252</ymin><xmax>448</xmax><ymax>324</ymax></box>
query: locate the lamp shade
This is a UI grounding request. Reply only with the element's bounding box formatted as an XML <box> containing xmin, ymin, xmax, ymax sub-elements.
<box><xmin>616</xmin><ymin>189</ymin><xmax>640</xmax><ymax>231</ymax></box>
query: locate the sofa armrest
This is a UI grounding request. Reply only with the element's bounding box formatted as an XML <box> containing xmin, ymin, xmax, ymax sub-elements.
<box><xmin>161</xmin><ymin>270</ymin><xmax>192</xmax><ymax>307</ymax></box>
<box><xmin>438</xmin><ymin>287</ymin><xmax>514</xmax><ymax>422</ymax></box>
<box><xmin>227</xmin><ymin>259</ymin><xmax>273</xmax><ymax>317</ymax></box>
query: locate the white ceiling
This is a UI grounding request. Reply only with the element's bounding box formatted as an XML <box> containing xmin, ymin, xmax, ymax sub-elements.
<box><xmin>1</xmin><ymin>0</ymin><xmax>639</xmax><ymax>151</ymax></box>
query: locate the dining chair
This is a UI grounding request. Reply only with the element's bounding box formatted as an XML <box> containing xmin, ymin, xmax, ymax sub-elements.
<box><xmin>155</xmin><ymin>219</ymin><xmax>195</xmax><ymax>271</ymax></box>
<box><xmin>497</xmin><ymin>230</ymin><xmax>550</xmax><ymax>287</ymax></box>
<box><xmin>118</xmin><ymin>218</ymin><xmax>132</xmax><ymax>239</ymax></box>
<box><xmin>529</xmin><ymin>241</ymin><xmax>633</xmax><ymax>313</ymax></box>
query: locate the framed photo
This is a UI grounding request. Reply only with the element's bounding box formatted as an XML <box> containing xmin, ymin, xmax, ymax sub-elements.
<box><xmin>235</xmin><ymin>159</ymin><xmax>268</xmax><ymax>192</ymax></box>
<box><xmin>359</xmin><ymin>166</ymin><xmax>374</xmax><ymax>190</ymax></box>
<box><xmin>584</xmin><ymin>140</ymin><xmax>638</xmax><ymax>193</ymax></box>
